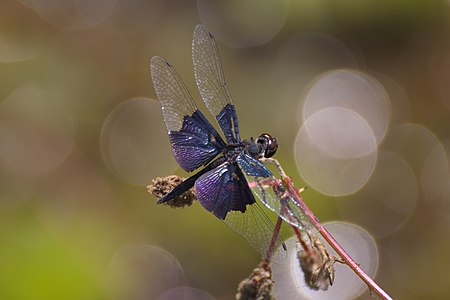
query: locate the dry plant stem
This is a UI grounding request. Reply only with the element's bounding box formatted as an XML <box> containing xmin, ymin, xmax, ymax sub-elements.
<box><xmin>282</xmin><ymin>176</ymin><xmax>393</xmax><ymax>300</ymax></box>
<box><xmin>291</xmin><ymin>223</ymin><xmax>311</xmax><ymax>255</ymax></box>
<box><xmin>262</xmin><ymin>216</ymin><xmax>284</xmax><ymax>270</ymax></box>
<box><xmin>277</xmin><ymin>197</ymin><xmax>312</xmax><ymax>256</ymax></box>
<box><xmin>260</xmin><ymin>158</ymin><xmax>393</xmax><ymax>300</ymax></box>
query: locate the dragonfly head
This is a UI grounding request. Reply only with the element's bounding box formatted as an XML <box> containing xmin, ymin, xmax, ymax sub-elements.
<box><xmin>256</xmin><ymin>133</ymin><xmax>278</xmax><ymax>158</ymax></box>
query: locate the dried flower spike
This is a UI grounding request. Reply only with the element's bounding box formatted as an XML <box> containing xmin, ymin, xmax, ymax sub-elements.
<box><xmin>298</xmin><ymin>232</ymin><xmax>344</xmax><ymax>291</ymax></box>
<box><xmin>147</xmin><ymin>175</ymin><xmax>197</xmax><ymax>208</ymax></box>
<box><xmin>236</xmin><ymin>263</ymin><xmax>275</xmax><ymax>300</ymax></box>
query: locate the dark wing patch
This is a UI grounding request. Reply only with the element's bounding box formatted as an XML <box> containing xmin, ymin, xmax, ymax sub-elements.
<box><xmin>151</xmin><ymin>56</ymin><xmax>225</xmax><ymax>172</ymax></box>
<box><xmin>194</xmin><ymin>160</ymin><xmax>286</xmax><ymax>262</ymax></box>
<box><xmin>168</xmin><ymin>110</ymin><xmax>223</xmax><ymax>172</ymax></box>
<box><xmin>194</xmin><ymin>162</ymin><xmax>255</xmax><ymax>219</ymax></box>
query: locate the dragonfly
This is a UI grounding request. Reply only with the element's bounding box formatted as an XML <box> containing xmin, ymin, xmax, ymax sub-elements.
<box><xmin>150</xmin><ymin>24</ymin><xmax>284</xmax><ymax>261</ymax></box>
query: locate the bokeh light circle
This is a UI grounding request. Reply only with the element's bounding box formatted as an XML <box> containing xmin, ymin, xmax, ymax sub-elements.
<box><xmin>157</xmin><ymin>287</ymin><xmax>215</xmax><ymax>300</ymax></box>
<box><xmin>295</xmin><ymin>107</ymin><xmax>377</xmax><ymax>196</ymax></box>
<box><xmin>105</xmin><ymin>244</ymin><xmax>185</xmax><ymax>300</ymax></box>
<box><xmin>44</xmin><ymin>32</ymin><xmax>133</xmax><ymax>107</ymax></box>
<box><xmin>0</xmin><ymin>6</ymin><xmax>42</xmax><ymax>62</ymax></box>
<box><xmin>438</xmin><ymin>52</ymin><xmax>450</xmax><ymax>110</ymax></box>
<box><xmin>274</xmin><ymin>34</ymin><xmax>359</xmax><ymax>89</ymax></box>
<box><xmin>421</xmin><ymin>138</ymin><xmax>450</xmax><ymax>216</ymax></box>
<box><xmin>372</xmin><ymin>73</ymin><xmax>412</xmax><ymax>126</ymax></box>
<box><xmin>273</xmin><ymin>221</ymin><xmax>378</xmax><ymax>300</ymax></box>
<box><xmin>100</xmin><ymin>98</ymin><xmax>178</xmax><ymax>185</ymax></box>
<box><xmin>272</xmin><ymin>33</ymin><xmax>360</xmax><ymax>142</ymax></box>
<box><xmin>0</xmin><ymin>83</ymin><xmax>74</xmax><ymax>176</ymax></box>
<box><xmin>431</xmin><ymin>48</ymin><xmax>450</xmax><ymax>112</ymax></box>
<box><xmin>32</xmin><ymin>0</ymin><xmax>119</xmax><ymax>31</ymax></box>
<box><xmin>197</xmin><ymin>0</ymin><xmax>289</xmax><ymax>47</ymax></box>
<box><xmin>102</xmin><ymin>0</ymin><xmax>163</xmax><ymax>35</ymax></box>
<box><xmin>337</xmin><ymin>151</ymin><xmax>418</xmax><ymax>237</ymax></box>
<box><xmin>302</xmin><ymin>69</ymin><xmax>390</xmax><ymax>145</ymax></box>
<box><xmin>382</xmin><ymin>123</ymin><xmax>444</xmax><ymax>177</ymax></box>
<box><xmin>15</xmin><ymin>0</ymin><xmax>33</xmax><ymax>8</ymax></box>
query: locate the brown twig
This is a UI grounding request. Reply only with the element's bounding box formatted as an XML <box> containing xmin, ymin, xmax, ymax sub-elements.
<box><xmin>281</xmin><ymin>176</ymin><xmax>393</xmax><ymax>300</ymax></box>
<box><xmin>256</xmin><ymin>157</ymin><xmax>393</xmax><ymax>299</ymax></box>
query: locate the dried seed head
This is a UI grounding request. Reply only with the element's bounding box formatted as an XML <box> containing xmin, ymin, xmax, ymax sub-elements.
<box><xmin>147</xmin><ymin>175</ymin><xmax>197</xmax><ymax>208</ymax></box>
<box><xmin>236</xmin><ymin>263</ymin><xmax>275</xmax><ymax>300</ymax></box>
<box><xmin>297</xmin><ymin>233</ymin><xmax>343</xmax><ymax>291</ymax></box>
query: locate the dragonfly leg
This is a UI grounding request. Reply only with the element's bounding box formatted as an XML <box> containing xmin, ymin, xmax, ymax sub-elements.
<box><xmin>259</xmin><ymin>157</ymin><xmax>287</xmax><ymax>178</ymax></box>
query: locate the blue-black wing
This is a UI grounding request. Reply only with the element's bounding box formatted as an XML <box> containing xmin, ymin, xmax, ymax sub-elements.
<box><xmin>192</xmin><ymin>24</ymin><xmax>240</xmax><ymax>144</ymax></box>
<box><xmin>194</xmin><ymin>162</ymin><xmax>286</xmax><ymax>262</ymax></box>
<box><xmin>195</xmin><ymin>162</ymin><xmax>253</xmax><ymax>219</ymax></box>
<box><xmin>150</xmin><ymin>56</ymin><xmax>225</xmax><ymax>172</ymax></box>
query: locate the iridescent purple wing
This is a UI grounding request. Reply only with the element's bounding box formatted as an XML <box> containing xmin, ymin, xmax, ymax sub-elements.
<box><xmin>192</xmin><ymin>24</ymin><xmax>240</xmax><ymax>144</ymax></box>
<box><xmin>195</xmin><ymin>162</ymin><xmax>253</xmax><ymax>219</ymax></box>
<box><xmin>150</xmin><ymin>56</ymin><xmax>225</xmax><ymax>172</ymax></box>
<box><xmin>195</xmin><ymin>162</ymin><xmax>286</xmax><ymax>262</ymax></box>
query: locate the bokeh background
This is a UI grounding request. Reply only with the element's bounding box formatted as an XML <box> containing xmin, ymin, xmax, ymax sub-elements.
<box><xmin>1</xmin><ymin>0</ymin><xmax>450</xmax><ymax>299</ymax></box>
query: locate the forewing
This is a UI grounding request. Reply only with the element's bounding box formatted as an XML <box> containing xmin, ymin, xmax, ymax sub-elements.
<box><xmin>192</xmin><ymin>24</ymin><xmax>240</xmax><ymax>143</ymax></box>
<box><xmin>250</xmin><ymin>177</ymin><xmax>317</xmax><ymax>233</ymax></box>
<box><xmin>151</xmin><ymin>56</ymin><xmax>196</xmax><ymax>132</ymax></box>
<box><xmin>150</xmin><ymin>56</ymin><xmax>224</xmax><ymax>172</ymax></box>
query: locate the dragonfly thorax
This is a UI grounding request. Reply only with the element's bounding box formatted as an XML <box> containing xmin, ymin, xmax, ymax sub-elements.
<box><xmin>223</xmin><ymin>143</ymin><xmax>246</xmax><ymax>162</ymax></box>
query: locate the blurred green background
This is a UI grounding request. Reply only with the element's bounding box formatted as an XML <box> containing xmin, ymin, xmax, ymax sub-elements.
<box><xmin>1</xmin><ymin>0</ymin><xmax>450</xmax><ymax>299</ymax></box>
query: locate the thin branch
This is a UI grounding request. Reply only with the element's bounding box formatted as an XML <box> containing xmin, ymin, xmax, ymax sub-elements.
<box><xmin>259</xmin><ymin>158</ymin><xmax>393</xmax><ymax>300</ymax></box>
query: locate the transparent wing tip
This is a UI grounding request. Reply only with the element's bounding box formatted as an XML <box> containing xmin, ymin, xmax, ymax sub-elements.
<box><xmin>150</xmin><ymin>56</ymin><xmax>171</xmax><ymax>68</ymax></box>
<box><xmin>193</xmin><ymin>24</ymin><xmax>214</xmax><ymax>40</ymax></box>
<box><xmin>194</xmin><ymin>24</ymin><xmax>207</xmax><ymax>33</ymax></box>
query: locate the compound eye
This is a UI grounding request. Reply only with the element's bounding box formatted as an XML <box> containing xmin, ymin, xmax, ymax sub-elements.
<box><xmin>256</xmin><ymin>134</ymin><xmax>267</xmax><ymax>145</ymax></box>
<box><xmin>258</xmin><ymin>133</ymin><xmax>278</xmax><ymax>158</ymax></box>
<box><xmin>265</xmin><ymin>136</ymin><xmax>278</xmax><ymax>158</ymax></box>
